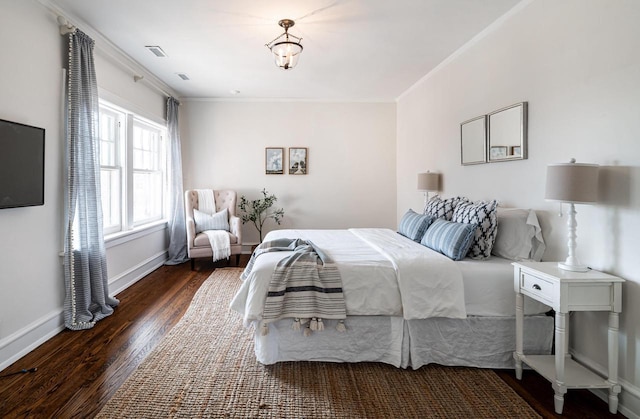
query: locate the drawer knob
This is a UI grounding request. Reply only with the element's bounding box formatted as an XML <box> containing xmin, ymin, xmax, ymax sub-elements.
<box><xmin>532</xmin><ymin>284</ymin><xmax>542</xmax><ymax>291</ymax></box>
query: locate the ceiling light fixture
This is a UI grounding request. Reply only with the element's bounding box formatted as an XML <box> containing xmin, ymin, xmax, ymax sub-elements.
<box><xmin>265</xmin><ymin>19</ymin><xmax>303</xmax><ymax>70</ymax></box>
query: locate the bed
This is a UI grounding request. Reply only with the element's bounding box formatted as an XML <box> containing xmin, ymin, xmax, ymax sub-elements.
<box><xmin>230</xmin><ymin>221</ymin><xmax>554</xmax><ymax>369</ymax></box>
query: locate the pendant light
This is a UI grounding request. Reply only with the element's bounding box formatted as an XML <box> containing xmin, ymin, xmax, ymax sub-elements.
<box><xmin>265</xmin><ymin>19</ymin><xmax>303</xmax><ymax>70</ymax></box>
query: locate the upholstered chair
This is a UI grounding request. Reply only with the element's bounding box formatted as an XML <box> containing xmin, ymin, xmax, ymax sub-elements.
<box><xmin>184</xmin><ymin>189</ymin><xmax>242</xmax><ymax>269</ymax></box>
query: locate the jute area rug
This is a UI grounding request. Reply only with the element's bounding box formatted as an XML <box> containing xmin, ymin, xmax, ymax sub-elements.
<box><xmin>97</xmin><ymin>267</ymin><xmax>539</xmax><ymax>418</ymax></box>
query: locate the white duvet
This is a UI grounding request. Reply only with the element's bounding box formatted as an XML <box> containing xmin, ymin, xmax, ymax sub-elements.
<box><xmin>230</xmin><ymin>228</ymin><xmax>467</xmax><ymax>324</ymax></box>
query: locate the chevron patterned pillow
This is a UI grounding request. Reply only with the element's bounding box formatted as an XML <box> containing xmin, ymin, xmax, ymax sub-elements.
<box><xmin>424</xmin><ymin>195</ymin><xmax>469</xmax><ymax>221</ymax></box>
<box><xmin>452</xmin><ymin>200</ymin><xmax>498</xmax><ymax>259</ymax></box>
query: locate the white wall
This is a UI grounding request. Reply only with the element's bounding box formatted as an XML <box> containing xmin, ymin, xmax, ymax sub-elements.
<box><xmin>397</xmin><ymin>0</ymin><xmax>640</xmax><ymax>415</ymax></box>
<box><xmin>181</xmin><ymin>100</ymin><xmax>397</xmax><ymax>244</ymax></box>
<box><xmin>0</xmin><ymin>0</ymin><xmax>168</xmax><ymax>370</ymax></box>
<box><xmin>0</xmin><ymin>0</ymin><xmax>66</xmax><ymax>367</ymax></box>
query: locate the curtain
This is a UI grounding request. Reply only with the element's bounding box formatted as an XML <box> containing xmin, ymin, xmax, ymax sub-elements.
<box><xmin>63</xmin><ymin>30</ymin><xmax>118</xmax><ymax>331</ymax></box>
<box><xmin>164</xmin><ymin>97</ymin><xmax>189</xmax><ymax>265</ymax></box>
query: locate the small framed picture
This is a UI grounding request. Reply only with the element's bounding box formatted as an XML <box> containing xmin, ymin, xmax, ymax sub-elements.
<box><xmin>289</xmin><ymin>147</ymin><xmax>308</xmax><ymax>175</ymax></box>
<box><xmin>490</xmin><ymin>146</ymin><xmax>508</xmax><ymax>159</ymax></box>
<box><xmin>265</xmin><ymin>147</ymin><xmax>284</xmax><ymax>174</ymax></box>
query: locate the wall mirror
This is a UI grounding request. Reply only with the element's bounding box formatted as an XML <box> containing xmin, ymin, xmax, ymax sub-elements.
<box><xmin>487</xmin><ymin>102</ymin><xmax>527</xmax><ymax>162</ymax></box>
<box><xmin>460</xmin><ymin>115</ymin><xmax>486</xmax><ymax>165</ymax></box>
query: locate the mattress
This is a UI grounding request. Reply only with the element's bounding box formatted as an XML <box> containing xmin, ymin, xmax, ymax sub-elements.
<box><xmin>232</xmin><ymin>228</ymin><xmax>467</xmax><ymax>322</ymax></box>
<box><xmin>231</xmin><ymin>228</ymin><xmax>549</xmax><ymax>321</ymax></box>
<box><xmin>457</xmin><ymin>256</ymin><xmax>550</xmax><ymax>316</ymax></box>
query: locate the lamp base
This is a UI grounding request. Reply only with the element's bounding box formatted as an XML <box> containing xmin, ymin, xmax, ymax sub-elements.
<box><xmin>557</xmin><ymin>261</ymin><xmax>590</xmax><ymax>272</ymax></box>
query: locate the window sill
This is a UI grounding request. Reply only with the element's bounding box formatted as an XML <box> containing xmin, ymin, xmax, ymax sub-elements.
<box><xmin>105</xmin><ymin>220</ymin><xmax>168</xmax><ymax>249</ymax></box>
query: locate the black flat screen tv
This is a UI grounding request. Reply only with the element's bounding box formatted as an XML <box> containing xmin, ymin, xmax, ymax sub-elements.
<box><xmin>0</xmin><ymin>118</ymin><xmax>45</xmax><ymax>209</ymax></box>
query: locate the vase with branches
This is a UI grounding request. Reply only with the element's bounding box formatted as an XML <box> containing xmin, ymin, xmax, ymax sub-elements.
<box><xmin>239</xmin><ymin>188</ymin><xmax>285</xmax><ymax>243</ymax></box>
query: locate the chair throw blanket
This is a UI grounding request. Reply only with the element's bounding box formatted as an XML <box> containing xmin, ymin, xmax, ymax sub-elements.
<box><xmin>196</xmin><ymin>189</ymin><xmax>230</xmax><ymax>262</ymax></box>
<box><xmin>242</xmin><ymin>238</ymin><xmax>347</xmax><ymax>335</ymax></box>
<box><xmin>203</xmin><ymin>230</ymin><xmax>231</xmax><ymax>262</ymax></box>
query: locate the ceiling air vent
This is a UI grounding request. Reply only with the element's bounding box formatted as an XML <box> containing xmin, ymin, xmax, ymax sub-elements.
<box><xmin>145</xmin><ymin>45</ymin><xmax>167</xmax><ymax>57</ymax></box>
<box><xmin>177</xmin><ymin>73</ymin><xmax>190</xmax><ymax>81</ymax></box>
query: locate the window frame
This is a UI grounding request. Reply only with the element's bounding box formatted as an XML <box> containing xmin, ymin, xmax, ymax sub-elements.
<box><xmin>98</xmin><ymin>99</ymin><xmax>168</xmax><ymax>239</ymax></box>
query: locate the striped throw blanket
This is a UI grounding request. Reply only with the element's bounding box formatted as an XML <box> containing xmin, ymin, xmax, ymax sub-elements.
<box><xmin>241</xmin><ymin>238</ymin><xmax>346</xmax><ymax>335</ymax></box>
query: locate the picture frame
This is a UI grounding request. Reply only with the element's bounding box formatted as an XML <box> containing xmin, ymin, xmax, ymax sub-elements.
<box><xmin>460</xmin><ymin>115</ymin><xmax>487</xmax><ymax>165</ymax></box>
<box><xmin>289</xmin><ymin>147</ymin><xmax>308</xmax><ymax>175</ymax></box>
<box><xmin>487</xmin><ymin>102</ymin><xmax>528</xmax><ymax>162</ymax></box>
<box><xmin>265</xmin><ymin>147</ymin><xmax>284</xmax><ymax>174</ymax></box>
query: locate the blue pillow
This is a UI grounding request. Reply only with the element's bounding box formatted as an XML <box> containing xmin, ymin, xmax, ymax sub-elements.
<box><xmin>194</xmin><ymin>208</ymin><xmax>230</xmax><ymax>233</ymax></box>
<box><xmin>420</xmin><ymin>218</ymin><xmax>477</xmax><ymax>261</ymax></box>
<box><xmin>398</xmin><ymin>209</ymin><xmax>434</xmax><ymax>242</ymax></box>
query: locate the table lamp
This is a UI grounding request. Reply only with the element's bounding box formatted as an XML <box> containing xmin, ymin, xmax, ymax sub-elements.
<box><xmin>545</xmin><ymin>158</ymin><xmax>599</xmax><ymax>272</ymax></box>
<box><xmin>417</xmin><ymin>172</ymin><xmax>440</xmax><ymax>212</ymax></box>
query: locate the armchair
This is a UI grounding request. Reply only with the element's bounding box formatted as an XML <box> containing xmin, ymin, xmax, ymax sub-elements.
<box><xmin>185</xmin><ymin>189</ymin><xmax>242</xmax><ymax>269</ymax></box>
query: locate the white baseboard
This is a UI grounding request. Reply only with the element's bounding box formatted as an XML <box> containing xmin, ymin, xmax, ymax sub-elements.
<box><xmin>571</xmin><ymin>350</ymin><xmax>640</xmax><ymax>419</ymax></box>
<box><xmin>109</xmin><ymin>250</ymin><xmax>168</xmax><ymax>296</ymax></box>
<box><xmin>0</xmin><ymin>250</ymin><xmax>168</xmax><ymax>373</ymax></box>
<box><xmin>0</xmin><ymin>310</ymin><xmax>65</xmax><ymax>372</ymax></box>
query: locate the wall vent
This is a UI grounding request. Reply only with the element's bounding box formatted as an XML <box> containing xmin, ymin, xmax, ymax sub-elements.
<box><xmin>177</xmin><ymin>73</ymin><xmax>190</xmax><ymax>81</ymax></box>
<box><xmin>145</xmin><ymin>45</ymin><xmax>167</xmax><ymax>57</ymax></box>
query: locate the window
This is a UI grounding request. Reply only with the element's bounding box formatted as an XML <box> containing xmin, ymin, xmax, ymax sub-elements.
<box><xmin>132</xmin><ymin>120</ymin><xmax>164</xmax><ymax>225</ymax></box>
<box><xmin>99</xmin><ymin>106</ymin><xmax>123</xmax><ymax>234</ymax></box>
<box><xmin>99</xmin><ymin>101</ymin><xmax>167</xmax><ymax>236</ymax></box>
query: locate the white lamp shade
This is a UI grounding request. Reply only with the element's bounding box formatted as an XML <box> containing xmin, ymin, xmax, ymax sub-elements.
<box><xmin>417</xmin><ymin>172</ymin><xmax>440</xmax><ymax>191</ymax></box>
<box><xmin>545</xmin><ymin>161</ymin><xmax>599</xmax><ymax>204</ymax></box>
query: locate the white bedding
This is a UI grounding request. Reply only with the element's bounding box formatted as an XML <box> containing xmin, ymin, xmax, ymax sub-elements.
<box><xmin>231</xmin><ymin>228</ymin><xmax>554</xmax><ymax>368</ymax></box>
<box><xmin>457</xmin><ymin>256</ymin><xmax>550</xmax><ymax>316</ymax></box>
<box><xmin>230</xmin><ymin>228</ymin><xmax>467</xmax><ymax>324</ymax></box>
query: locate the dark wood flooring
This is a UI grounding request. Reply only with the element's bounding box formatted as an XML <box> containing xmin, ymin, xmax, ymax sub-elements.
<box><xmin>0</xmin><ymin>256</ymin><xmax>624</xmax><ymax>418</ymax></box>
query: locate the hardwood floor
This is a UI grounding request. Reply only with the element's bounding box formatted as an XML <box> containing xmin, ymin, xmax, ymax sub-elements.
<box><xmin>0</xmin><ymin>256</ymin><xmax>625</xmax><ymax>418</ymax></box>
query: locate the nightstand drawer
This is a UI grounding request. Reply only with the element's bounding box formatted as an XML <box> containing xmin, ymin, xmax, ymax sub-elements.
<box><xmin>521</xmin><ymin>272</ymin><xmax>554</xmax><ymax>303</ymax></box>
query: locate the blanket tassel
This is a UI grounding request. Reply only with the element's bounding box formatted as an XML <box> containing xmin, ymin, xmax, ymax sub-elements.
<box><xmin>310</xmin><ymin>317</ymin><xmax>318</xmax><ymax>331</ymax></box>
<box><xmin>317</xmin><ymin>318</ymin><xmax>324</xmax><ymax>331</ymax></box>
<box><xmin>292</xmin><ymin>318</ymin><xmax>301</xmax><ymax>331</ymax></box>
<box><xmin>336</xmin><ymin>320</ymin><xmax>346</xmax><ymax>333</ymax></box>
<box><xmin>304</xmin><ymin>324</ymin><xmax>312</xmax><ymax>337</ymax></box>
<box><xmin>261</xmin><ymin>322</ymin><xmax>269</xmax><ymax>336</ymax></box>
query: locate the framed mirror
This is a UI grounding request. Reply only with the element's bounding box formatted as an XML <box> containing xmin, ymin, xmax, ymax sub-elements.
<box><xmin>460</xmin><ymin>115</ymin><xmax>486</xmax><ymax>165</ymax></box>
<box><xmin>487</xmin><ymin>102</ymin><xmax>527</xmax><ymax>162</ymax></box>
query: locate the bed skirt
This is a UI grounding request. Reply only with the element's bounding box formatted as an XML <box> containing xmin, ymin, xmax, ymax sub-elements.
<box><xmin>253</xmin><ymin>315</ymin><xmax>553</xmax><ymax>369</ymax></box>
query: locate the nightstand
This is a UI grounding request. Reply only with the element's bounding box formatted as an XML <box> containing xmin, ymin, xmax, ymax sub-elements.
<box><xmin>512</xmin><ymin>261</ymin><xmax>624</xmax><ymax>415</ymax></box>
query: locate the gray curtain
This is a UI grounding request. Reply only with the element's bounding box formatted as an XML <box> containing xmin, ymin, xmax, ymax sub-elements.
<box><xmin>63</xmin><ymin>30</ymin><xmax>118</xmax><ymax>330</ymax></box>
<box><xmin>164</xmin><ymin>97</ymin><xmax>189</xmax><ymax>265</ymax></box>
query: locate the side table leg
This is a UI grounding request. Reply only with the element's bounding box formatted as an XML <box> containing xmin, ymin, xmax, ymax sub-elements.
<box><xmin>515</xmin><ymin>292</ymin><xmax>524</xmax><ymax>380</ymax></box>
<box><xmin>553</xmin><ymin>385</ymin><xmax>567</xmax><ymax>415</ymax></box>
<box><xmin>554</xmin><ymin>312</ymin><xmax>567</xmax><ymax>414</ymax></box>
<box><xmin>608</xmin><ymin>312</ymin><xmax>620</xmax><ymax>414</ymax></box>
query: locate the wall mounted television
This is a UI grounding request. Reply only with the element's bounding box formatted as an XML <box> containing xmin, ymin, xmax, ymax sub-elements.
<box><xmin>0</xmin><ymin>118</ymin><xmax>45</xmax><ymax>209</ymax></box>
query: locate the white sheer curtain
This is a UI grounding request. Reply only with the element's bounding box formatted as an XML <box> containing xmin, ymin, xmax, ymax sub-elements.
<box><xmin>63</xmin><ymin>29</ymin><xmax>118</xmax><ymax>330</ymax></box>
<box><xmin>165</xmin><ymin>97</ymin><xmax>189</xmax><ymax>265</ymax></box>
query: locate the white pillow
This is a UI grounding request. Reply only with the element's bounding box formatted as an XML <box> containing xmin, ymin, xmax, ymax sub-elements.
<box><xmin>194</xmin><ymin>208</ymin><xmax>229</xmax><ymax>233</ymax></box>
<box><xmin>491</xmin><ymin>208</ymin><xmax>545</xmax><ymax>261</ymax></box>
